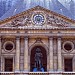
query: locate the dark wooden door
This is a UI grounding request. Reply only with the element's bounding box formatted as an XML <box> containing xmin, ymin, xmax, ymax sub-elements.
<box><xmin>64</xmin><ymin>58</ymin><xmax>72</xmax><ymax>72</ymax></box>
<box><xmin>5</xmin><ymin>58</ymin><xmax>13</xmax><ymax>71</ymax></box>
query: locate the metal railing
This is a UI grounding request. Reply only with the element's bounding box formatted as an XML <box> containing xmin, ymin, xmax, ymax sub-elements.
<box><xmin>0</xmin><ymin>72</ymin><xmax>75</xmax><ymax>75</ymax></box>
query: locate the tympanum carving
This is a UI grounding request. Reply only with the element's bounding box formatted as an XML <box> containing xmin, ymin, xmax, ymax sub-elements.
<box><xmin>11</xmin><ymin>15</ymin><xmax>32</xmax><ymax>27</ymax></box>
<box><xmin>0</xmin><ymin>12</ymin><xmax>72</xmax><ymax>28</ymax></box>
<box><xmin>46</xmin><ymin>14</ymin><xmax>71</xmax><ymax>27</ymax></box>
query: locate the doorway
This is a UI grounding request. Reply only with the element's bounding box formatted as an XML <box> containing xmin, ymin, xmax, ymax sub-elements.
<box><xmin>5</xmin><ymin>58</ymin><xmax>13</xmax><ymax>71</ymax></box>
<box><xmin>30</xmin><ymin>46</ymin><xmax>47</xmax><ymax>72</ymax></box>
<box><xmin>64</xmin><ymin>58</ymin><xmax>73</xmax><ymax>72</ymax></box>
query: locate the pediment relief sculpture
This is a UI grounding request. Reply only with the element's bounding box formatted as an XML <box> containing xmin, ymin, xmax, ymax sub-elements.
<box><xmin>11</xmin><ymin>14</ymin><xmax>32</xmax><ymax>27</ymax></box>
<box><xmin>46</xmin><ymin>14</ymin><xmax>71</xmax><ymax>27</ymax></box>
<box><xmin>0</xmin><ymin>6</ymin><xmax>73</xmax><ymax>29</ymax></box>
<box><xmin>2</xmin><ymin>14</ymin><xmax>71</xmax><ymax>28</ymax></box>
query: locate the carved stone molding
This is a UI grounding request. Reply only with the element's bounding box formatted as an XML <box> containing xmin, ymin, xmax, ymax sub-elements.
<box><xmin>35</xmin><ymin>38</ymin><xmax>43</xmax><ymax>43</ymax></box>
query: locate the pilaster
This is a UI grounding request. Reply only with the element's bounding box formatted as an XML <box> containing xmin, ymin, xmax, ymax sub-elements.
<box><xmin>24</xmin><ymin>37</ymin><xmax>29</xmax><ymax>72</ymax></box>
<box><xmin>0</xmin><ymin>37</ymin><xmax>1</xmax><ymax>71</ymax></box>
<box><xmin>73</xmin><ymin>55</ymin><xmax>75</xmax><ymax>72</ymax></box>
<box><xmin>15</xmin><ymin>37</ymin><xmax>20</xmax><ymax>72</ymax></box>
<box><xmin>49</xmin><ymin>37</ymin><xmax>53</xmax><ymax>72</ymax></box>
<box><xmin>57</xmin><ymin>38</ymin><xmax>62</xmax><ymax>72</ymax></box>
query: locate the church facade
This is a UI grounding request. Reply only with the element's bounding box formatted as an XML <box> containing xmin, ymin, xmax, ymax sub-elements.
<box><xmin>0</xmin><ymin>6</ymin><xmax>75</xmax><ymax>75</ymax></box>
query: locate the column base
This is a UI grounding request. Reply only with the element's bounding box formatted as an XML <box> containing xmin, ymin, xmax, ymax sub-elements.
<box><xmin>15</xmin><ymin>70</ymin><xmax>20</xmax><ymax>75</ymax></box>
<box><xmin>57</xmin><ymin>70</ymin><xmax>63</xmax><ymax>75</ymax></box>
<box><xmin>49</xmin><ymin>70</ymin><xmax>63</xmax><ymax>75</ymax></box>
<box><xmin>15</xmin><ymin>70</ymin><xmax>29</xmax><ymax>75</ymax></box>
<box><xmin>49</xmin><ymin>69</ymin><xmax>54</xmax><ymax>72</ymax></box>
<box><xmin>58</xmin><ymin>69</ymin><xmax>63</xmax><ymax>72</ymax></box>
<box><xmin>23</xmin><ymin>70</ymin><xmax>29</xmax><ymax>73</ymax></box>
<box><xmin>49</xmin><ymin>70</ymin><xmax>55</xmax><ymax>75</ymax></box>
<box><xmin>23</xmin><ymin>70</ymin><xmax>29</xmax><ymax>75</ymax></box>
<box><xmin>15</xmin><ymin>70</ymin><xmax>20</xmax><ymax>73</ymax></box>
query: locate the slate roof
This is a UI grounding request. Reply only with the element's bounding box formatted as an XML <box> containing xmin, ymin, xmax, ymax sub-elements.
<box><xmin>0</xmin><ymin>0</ymin><xmax>74</xmax><ymax>20</ymax></box>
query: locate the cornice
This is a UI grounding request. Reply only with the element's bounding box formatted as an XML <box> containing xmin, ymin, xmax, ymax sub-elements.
<box><xmin>0</xmin><ymin>27</ymin><xmax>75</xmax><ymax>31</ymax></box>
<box><xmin>0</xmin><ymin>32</ymin><xmax>75</xmax><ymax>37</ymax></box>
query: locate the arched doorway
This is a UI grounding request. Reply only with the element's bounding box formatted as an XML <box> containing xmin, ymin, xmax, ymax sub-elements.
<box><xmin>30</xmin><ymin>46</ymin><xmax>47</xmax><ymax>72</ymax></box>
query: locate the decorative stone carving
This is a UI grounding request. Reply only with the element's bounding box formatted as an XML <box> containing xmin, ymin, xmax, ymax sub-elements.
<box><xmin>63</xmin><ymin>41</ymin><xmax>74</xmax><ymax>52</ymax></box>
<box><xmin>11</xmin><ymin>14</ymin><xmax>32</xmax><ymax>27</ymax></box>
<box><xmin>46</xmin><ymin>14</ymin><xmax>71</xmax><ymax>27</ymax></box>
<box><xmin>3</xmin><ymin>41</ymin><xmax>15</xmax><ymax>52</ymax></box>
<box><xmin>35</xmin><ymin>38</ymin><xmax>43</xmax><ymax>43</ymax></box>
<box><xmin>0</xmin><ymin>11</ymin><xmax>72</xmax><ymax>28</ymax></box>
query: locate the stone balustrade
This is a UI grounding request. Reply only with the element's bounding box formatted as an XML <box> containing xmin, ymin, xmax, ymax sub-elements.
<box><xmin>0</xmin><ymin>72</ymin><xmax>75</xmax><ymax>75</ymax></box>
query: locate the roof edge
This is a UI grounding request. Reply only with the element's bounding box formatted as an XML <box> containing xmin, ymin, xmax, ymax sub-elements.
<box><xmin>0</xmin><ymin>5</ymin><xmax>75</xmax><ymax>25</ymax></box>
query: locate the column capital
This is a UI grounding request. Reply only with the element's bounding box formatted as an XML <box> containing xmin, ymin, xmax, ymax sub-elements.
<box><xmin>16</xmin><ymin>36</ymin><xmax>20</xmax><ymax>40</ymax></box>
<box><xmin>0</xmin><ymin>36</ymin><xmax>2</xmax><ymax>40</ymax></box>
<box><xmin>49</xmin><ymin>37</ymin><xmax>53</xmax><ymax>40</ymax></box>
<box><xmin>24</xmin><ymin>36</ymin><xmax>28</xmax><ymax>40</ymax></box>
<box><xmin>57</xmin><ymin>37</ymin><xmax>62</xmax><ymax>40</ymax></box>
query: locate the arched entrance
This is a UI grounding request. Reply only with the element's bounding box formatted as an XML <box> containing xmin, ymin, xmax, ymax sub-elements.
<box><xmin>30</xmin><ymin>46</ymin><xmax>47</xmax><ymax>72</ymax></box>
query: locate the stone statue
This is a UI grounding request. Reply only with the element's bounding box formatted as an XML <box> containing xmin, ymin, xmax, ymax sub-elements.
<box><xmin>34</xmin><ymin>48</ymin><xmax>43</xmax><ymax>71</ymax></box>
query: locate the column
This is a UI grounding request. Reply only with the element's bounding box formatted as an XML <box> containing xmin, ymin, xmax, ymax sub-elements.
<box><xmin>24</xmin><ymin>37</ymin><xmax>29</xmax><ymax>72</ymax></box>
<box><xmin>1</xmin><ymin>56</ymin><xmax>3</xmax><ymax>71</ymax></box>
<box><xmin>57</xmin><ymin>38</ymin><xmax>62</xmax><ymax>71</ymax></box>
<box><xmin>73</xmin><ymin>56</ymin><xmax>75</xmax><ymax>72</ymax></box>
<box><xmin>49</xmin><ymin>37</ymin><xmax>53</xmax><ymax>71</ymax></box>
<box><xmin>15</xmin><ymin>37</ymin><xmax>20</xmax><ymax>72</ymax></box>
<box><xmin>0</xmin><ymin>37</ymin><xmax>1</xmax><ymax>71</ymax></box>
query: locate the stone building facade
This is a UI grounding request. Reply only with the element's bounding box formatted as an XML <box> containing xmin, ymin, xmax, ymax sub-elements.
<box><xmin>0</xmin><ymin>6</ymin><xmax>75</xmax><ymax>75</ymax></box>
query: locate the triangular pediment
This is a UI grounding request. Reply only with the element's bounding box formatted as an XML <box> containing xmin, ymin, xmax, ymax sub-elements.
<box><xmin>0</xmin><ymin>6</ymin><xmax>75</xmax><ymax>29</ymax></box>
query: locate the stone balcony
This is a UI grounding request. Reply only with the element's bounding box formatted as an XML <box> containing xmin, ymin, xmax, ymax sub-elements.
<box><xmin>0</xmin><ymin>72</ymin><xmax>75</xmax><ymax>75</ymax></box>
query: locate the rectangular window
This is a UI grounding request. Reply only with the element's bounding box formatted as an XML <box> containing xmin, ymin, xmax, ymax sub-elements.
<box><xmin>5</xmin><ymin>58</ymin><xmax>13</xmax><ymax>71</ymax></box>
<box><xmin>64</xmin><ymin>58</ymin><xmax>72</xmax><ymax>72</ymax></box>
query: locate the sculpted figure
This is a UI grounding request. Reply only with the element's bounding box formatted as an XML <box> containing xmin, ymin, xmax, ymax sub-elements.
<box><xmin>34</xmin><ymin>48</ymin><xmax>43</xmax><ymax>70</ymax></box>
